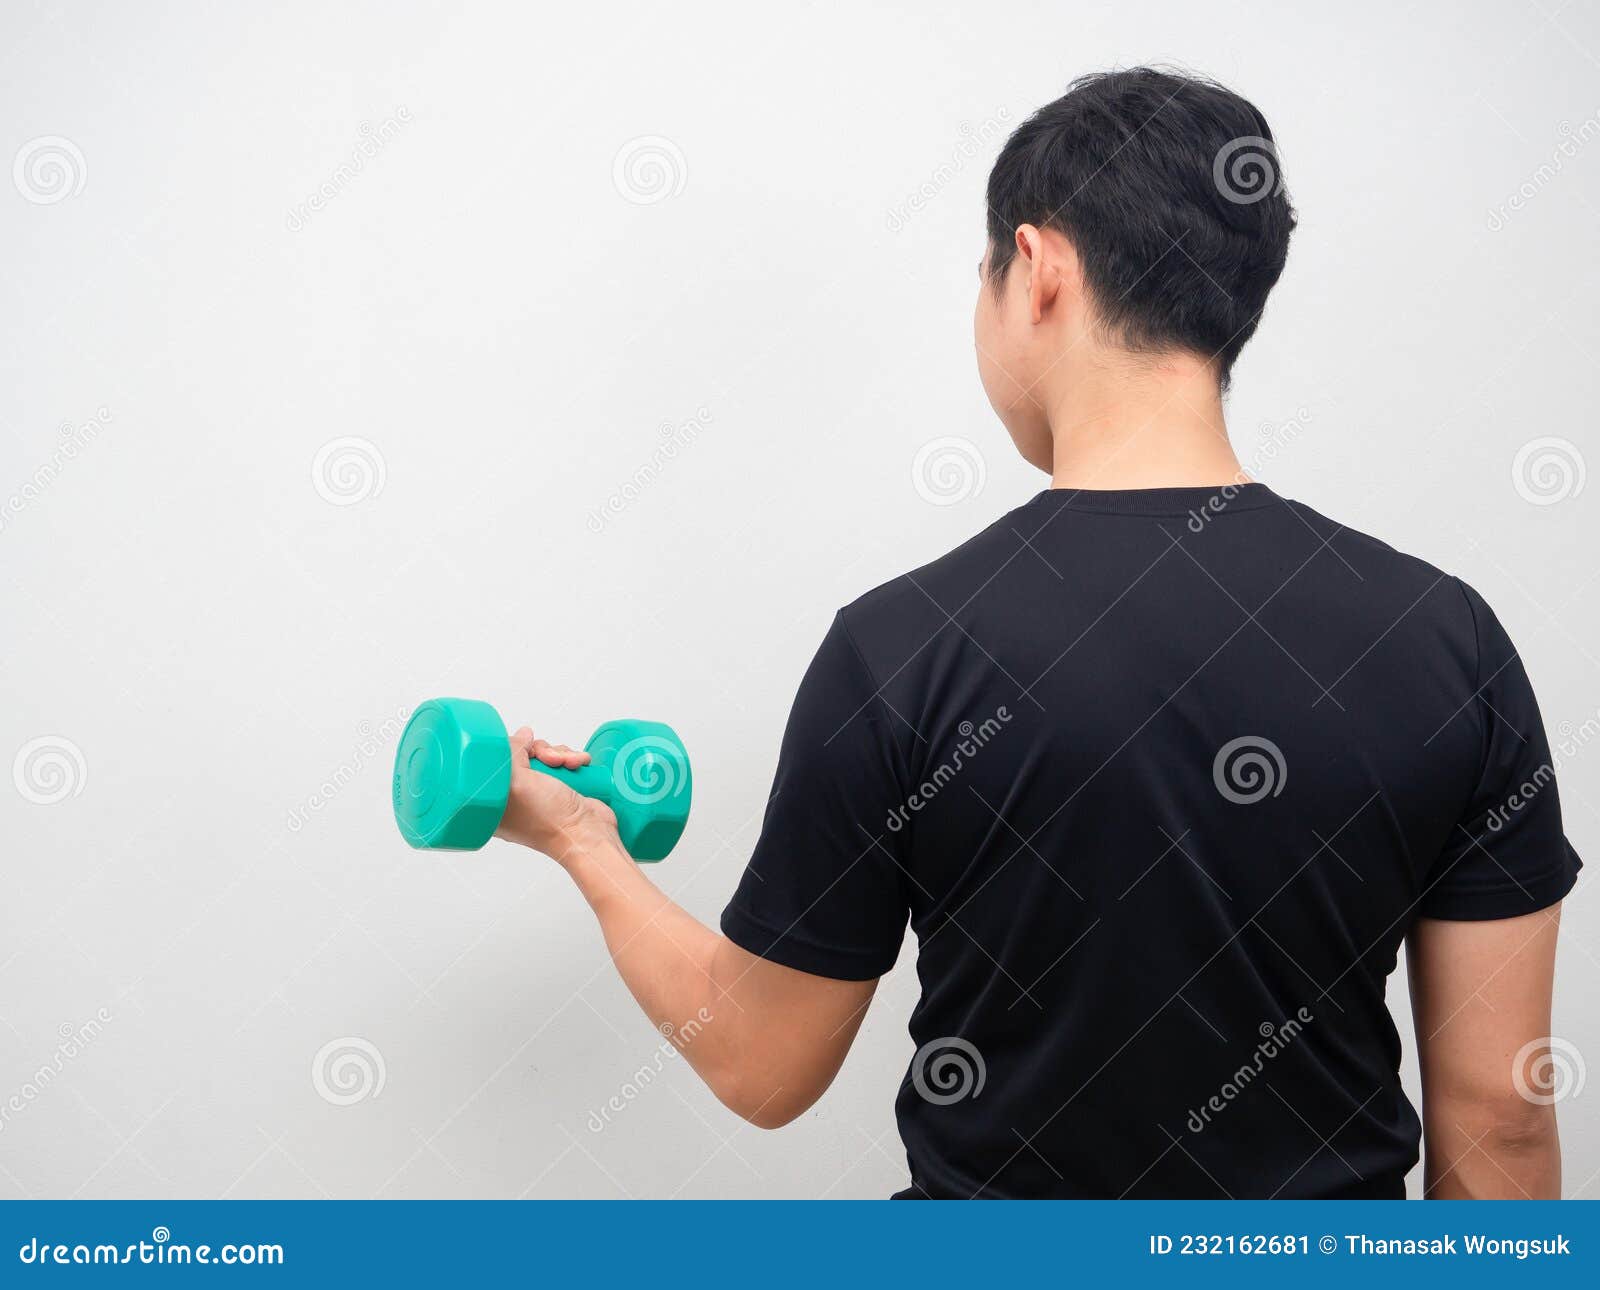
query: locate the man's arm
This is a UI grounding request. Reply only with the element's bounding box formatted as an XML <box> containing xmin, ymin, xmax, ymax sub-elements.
<box><xmin>499</xmin><ymin>729</ymin><xmax>877</xmax><ymax>1128</ymax></box>
<box><xmin>1406</xmin><ymin>906</ymin><xmax>1563</xmax><ymax>1198</ymax></box>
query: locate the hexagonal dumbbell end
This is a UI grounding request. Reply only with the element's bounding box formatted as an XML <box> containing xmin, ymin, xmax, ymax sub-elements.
<box><xmin>580</xmin><ymin>719</ymin><xmax>693</xmax><ymax>862</ymax></box>
<box><xmin>392</xmin><ymin>698</ymin><xmax>516</xmax><ymax>850</ymax></box>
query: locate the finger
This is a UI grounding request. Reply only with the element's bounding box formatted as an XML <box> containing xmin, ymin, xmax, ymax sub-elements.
<box><xmin>529</xmin><ymin>739</ymin><xmax>590</xmax><ymax>769</ymax></box>
<box><xmin>530</xmin><ymin>737</ymin><xmax>559</xmax><ymax>767</ymax></box>
<box><xmin>509</xmin><ymin>726</ymin><xmax>537</xmax><ymax>760</ymax></box>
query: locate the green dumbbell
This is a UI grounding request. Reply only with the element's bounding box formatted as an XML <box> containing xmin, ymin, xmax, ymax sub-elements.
<box><xmin>392</xmin><ymin>697</ymin><xmax>691</xmax><ymax>861</ymax></box>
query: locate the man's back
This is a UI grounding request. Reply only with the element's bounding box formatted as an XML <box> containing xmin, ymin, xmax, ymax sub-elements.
<box><xmin>723</xmin><ymin>483</ymin><xmax>1580</xmax><ymax>1197</ymax></box>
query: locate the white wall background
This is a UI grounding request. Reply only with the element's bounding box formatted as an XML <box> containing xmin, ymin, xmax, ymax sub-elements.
<box><xmin>1</xmin><ymin>0</ymin><xmax>1595</xmax><ymax>1199</ymax></box>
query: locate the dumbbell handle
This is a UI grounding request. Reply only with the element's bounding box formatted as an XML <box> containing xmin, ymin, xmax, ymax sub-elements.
<box><xmin>524</xmin><ymin>754</ymin><xmax>615</xmax><ymax>804</ymax></box>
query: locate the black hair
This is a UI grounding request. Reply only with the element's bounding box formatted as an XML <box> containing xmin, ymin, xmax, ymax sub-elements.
<box><xmin>985</xmin><ymin>67</ymin><xmax>1296</xmax><ymax>387</ymax></box>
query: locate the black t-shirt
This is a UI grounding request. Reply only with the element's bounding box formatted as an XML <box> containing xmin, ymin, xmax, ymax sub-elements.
<box><xmin>720</xmin><ymin>484</ymin><xmax>1581</xmax><ymax>1199</ymax></box>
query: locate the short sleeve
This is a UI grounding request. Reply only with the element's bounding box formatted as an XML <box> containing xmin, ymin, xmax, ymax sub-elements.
<box><xmin>720</xmin><ymin>612</ymin><xmax>912</xmax><ymax>979</ymax></box>
<box><xmin>1419</xmin><ymin>581</ymin><xmax>1583</xmax><ymax>920</ymax></box>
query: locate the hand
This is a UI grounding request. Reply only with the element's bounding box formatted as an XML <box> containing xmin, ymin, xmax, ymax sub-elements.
<box><xmin>494</xmin><ymin>726</ymin><xmax>620</xmax><ymax>860</ymax></box>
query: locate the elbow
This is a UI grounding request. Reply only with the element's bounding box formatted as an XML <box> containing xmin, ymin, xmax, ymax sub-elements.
<box><xmin>1481</xmin><ymin>1102</ymin><xmax>1560</xmax><ymax>1154</ymax></box>
<box><xmin>741</xmin><ymin>1101</ymin><xmax>808</xmax><ymax>1131</ymax></box>
<box><xmin>710</xmin><ymin>1073</ymin><xmax>814</xmax><ymax>1129</ymax></box>
<box><xmin>1435</xmin><ymin>1088</ymin><xmax>1560</xmax><ymax>1154</ymax></box>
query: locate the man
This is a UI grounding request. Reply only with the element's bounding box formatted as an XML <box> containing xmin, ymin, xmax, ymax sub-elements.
<box><xmin>499</xmin><ymin>68</ymin><xmax>1581</xmax><ymax>1198</ymax></box>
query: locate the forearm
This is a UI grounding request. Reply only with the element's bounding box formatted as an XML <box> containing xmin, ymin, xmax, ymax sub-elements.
<box><xmin>1423</xmin><ymin>1105</ymin><xmax>1561</xmax><ymax>1199</ymax></box>
<box><xmin>551</xmin><ymin>817</ymin><xmax>760</xmax><ymax>1115</ymax></box>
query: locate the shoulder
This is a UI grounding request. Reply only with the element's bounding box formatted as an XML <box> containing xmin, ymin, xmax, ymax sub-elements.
<box><xmin>1275</xmin><ymin>493</ymin><xmax>1479</xmax><ymax>626</ymax></box>
<box><xmin>831</xmin><ymin>497</ymin><xmax>1041</xmax><ymax>675</ymax></box>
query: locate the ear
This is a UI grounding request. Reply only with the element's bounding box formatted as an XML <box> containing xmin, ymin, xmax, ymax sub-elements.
<box><xmin>1014</xmin><ymin>224</ymin><xmax>1063</xmax><ymax>325</ymax></box>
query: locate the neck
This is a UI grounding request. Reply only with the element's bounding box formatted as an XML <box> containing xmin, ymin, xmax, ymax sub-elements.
<box><xmin>1044</xmin><ymin>355</ymin><xmax>1245</xmax><ymax>491</ymax></box>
